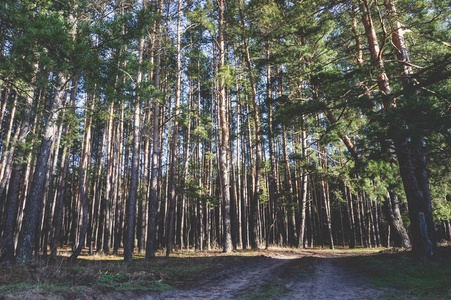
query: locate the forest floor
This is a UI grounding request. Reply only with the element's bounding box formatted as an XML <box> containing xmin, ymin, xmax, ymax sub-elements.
<box><xmin>1</xmin><ymin>246</ymin><xmax>450</xmax><ymax>299</ymax></box>
<box><xmin>142</xmin><ymin>249</ymin><xmax>392</xmax><ymax>300</ymax></box>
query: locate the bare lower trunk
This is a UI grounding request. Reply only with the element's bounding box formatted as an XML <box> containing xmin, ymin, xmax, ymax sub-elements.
<box><xmin>345</xmin><ymin>184</ymin><xmax>356</xmax><ymax>248</ymax></box>
<box><xmin>217</xmin><ymin>0</ymin><xmax>232</xmax><ymax>254</ymax></box>
<box><xmin>384</xmin><ymin>192</ymin><xmax>411</xmax><ymax>247</ymax></box>
<box><xmin>70</xmin><ymin>169</ymin><xmax>88</xmax><ymax>261</ymax></box>
<box><xmin>238</xmin><ymin>3</ymin><xmax>260</xmax><ymax>249</ymax></box>
<box><xmin>50</xmin><ymin>78</ymin><xmax>77</xmax><ymax>258</ymax></box>
<box><xmin>298</xmin><ymin>127</ymin><xmax>308</xmax><ymax>248</ymax></box>
<box><xmin>146</xmin><ymin>0</ymin><xmax>162</xmax><ymax>258</ymax></box>
<box><xmin>166</xmin><ymin>0</ymin><xmax>182</xmax><ymax>257</ymax></box>
<box><xmin>124</xmin><ymin>13</ymin><xmax>145</xmax><ymax>260</ymax></box>
<box><xmin>0</xmin><ymin>61</ymin><xmax>38</xmax><ymax>264</ymax></box>
<box><xmin>16</xmin><ymin>71</ymin><xmax>68</xmax><ymax>264</ymax></box>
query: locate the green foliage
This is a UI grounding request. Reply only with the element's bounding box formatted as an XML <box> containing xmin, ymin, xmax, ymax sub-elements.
<box><xmin>0</xmin><ymin>0</ymin><xmax>449</xmax><ymax>269</ymax></box>
<box><xmin>216</xmin><ymin>64</ymin><xmax>237</xmax><ymax>87</ymax></box>
<box><xmin>0</xmin><ymin>282</ymin><xmax>73</xmax><ymax>296</ymax></box>
<box><xmin>186</xmin><ymin>1</ymin><xmax>217</xmax><ymax>35</ymax></box>
<box><xmin>433</xmin><ymin>200</ymin><xmax>451</xmax><ymax>224</ymax></box>
<box><xmin>97</xmin><ymin>273</ymin><xmax>126</xmax><ymax>285</ymax></box>
<box><xmin>359</xmin><ymin>253</ymin><xmax>451</xmax><ymax>298</ymax></box>
<box><xmin>240</xmin><ymin>283</ymin><xmax>290</xmax><ymax>300</ymax></box>
<box><xmin>259</xmin><ymin>176</ymin><xmax>269</xmax><ymax>205</ymax></box>
<box><xmin>182</xmin><ymin>178</ymin><xmax>209</xmax><ymax>200</ymax></box>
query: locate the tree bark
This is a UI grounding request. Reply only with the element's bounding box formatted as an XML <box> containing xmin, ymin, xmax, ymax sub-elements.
<box><xmin>124</xmin><ymin>2</ymin><xmax>146</xmax><ymax>259</ymax></box>
<box><xmin>238</xmin><ymin>3</ymin><xmax>261</xmax><ymax>249</ymax></box>
<box><xmin>217</xmin><ymin>0</ymin><xmax>233</xmax><ymax>254</ymax></box>
<box><xmin>298</xmin><ymin>127</ymin><xmax>308</xmax><ymax>248</ymax></box>
<box><xmin>146</xmin><ymin>0</ymin><xmax>163</xmax><ymax>259</ymax></box>
<box><xmin>50</xmin><ymin>78</ymin><xmax>78</xmax><ymax>258</ymax></box>
<box><xmin>360</xmin><ymin>0</ymin><xmax>435</xmax><ymax>256</ymax></box>
<box><xmin>0</xmin><ymin>60</ymin><xmax>37</xmax><ymax>264</ymax></box>
<box><xmin>16</xmin><ymin>69</ymin><xmax>68</xmax><ymax>264</ymax></box>
<box><xmin>0</xmin><ymin>91</ymin><xmax>16</xmax><ymax>187</ymax></box>
<box><xmin>344</xmin><ymin>184</ymin><xmax>356</xmax><ymax>248</ymax></box>
<box><xmin>384</xmin><ymin>191</ymin><xmax>411</xmax><ymax>247</ymax></box>
<box><xmin>166</xmin><ymin>0</ymin><xmax>182</xmax><ymax>257</ymax></box>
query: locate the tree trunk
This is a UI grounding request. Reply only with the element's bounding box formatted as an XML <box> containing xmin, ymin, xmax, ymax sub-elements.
<box><xmin>0</xmin><ymin>91</ymin><xmax>17</xmax><ymax>187</ymax></box>
<box><xmin>344</xmin><ymin>184</ymin><xmax>356</xmax><ymax>248</ymax></box>
<box><xmin>238</xmin><ymin>3</ymin><xmax>261</xmax><ymax>249</ymax></box>
<box><xmin>322</xmin><ymin>178</ymin><xmax>334</xmax><ymax>249</ymax></box>
<box><xmin>384</xmin><ymin>191</ymin><xmax>411</xmax><ymax>247</ymax></box>
<box><xmin>146</xmin><ymin>0</ymin><xmax>163</xmax><ymax>259</ymax></box>
<box><xmin>360</xmin><ymin>0</ymin><xmax>435</xmax><ymax>256</ymax></box>
<box><xmin>41</xmin><ymin>111</ymin><xmax>64</xmax><ymax>256</ymax></box>
<box><xmin>16</xmin><ymin>69</ymin><xmax>68</xmax><ymax>264</ymax></box>
<box><xmin>0</xmin><ymin>59</ymin><xmax>37</xmax><ymax>264</ymax></box>
<box><xmin>0</xmin><ymin>86</ymin><xmax>10</xmax><ymax>142</ymax></box>
<box><xmin>124</xmin><ymin>5</ymin><xmax>145</xmax><ymax>259</ymax></box>
<box><xmin>298</xmin><ymin>127</ymin><xmax>308</xmax><ymax>248</ymax></box>
<box><xmin>50</xmin><ymin>78</ymin><xmax>78</xmax><ymax>258</ymax></box>
<box><xmin>166</xmin><ymin>0</ymin><xmax>182</xmax><ymax>257</ymax></box>
<box><xmin>217</xmin><ymin>0</ymin><xmax>232</xmax><ymax>254</ymax></box>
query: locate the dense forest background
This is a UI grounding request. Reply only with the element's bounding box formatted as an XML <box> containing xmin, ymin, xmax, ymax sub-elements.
<box><xmin>0</xmin><ymin>0</ymin><xmax>450</xmax><ymax>265</ymax></box>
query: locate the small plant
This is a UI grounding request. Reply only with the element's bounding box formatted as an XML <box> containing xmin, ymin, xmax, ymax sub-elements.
<box><xmin>97</xmin><ymin>273</ymin><xmax>126</xmax><ymax>285</ymax></box>
<box><xmin>94</xmin><ymin>272</ymin><xmax>173</xmax><ymax>291</ymax></box>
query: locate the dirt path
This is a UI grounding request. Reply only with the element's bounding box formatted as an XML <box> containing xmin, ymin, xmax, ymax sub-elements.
<box><xmin>283</xmin><ymin>257</ymin><xmax>388</xmax><ymax>299</ymax></box>
<box><xmin>140</xmin><ymin>254</ymin><xmax>291</xmax><ymax>299</ymax></box>
<box><xmin>140</xmin><ymin>250</ymin><xmax>390</xmax><ymax>299</ymax></box>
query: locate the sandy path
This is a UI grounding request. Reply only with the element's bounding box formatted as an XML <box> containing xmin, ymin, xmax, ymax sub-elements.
<box><xmin>140</xmin><ymin>251</ymin><xmax>390</xmax><ymax>299</ymax></box>
<box><xmin>284</xmin><ymin>257</ymin><xmax>388</xmax><ymax>299</ymax></box>
<box><xmin>140</xmin><ymin>255</ymin><xmax>294</xmax><ymax>299</ymax></box>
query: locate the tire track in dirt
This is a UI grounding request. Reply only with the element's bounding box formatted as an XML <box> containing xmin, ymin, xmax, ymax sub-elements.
<box><xmin>140</xmin><ymin>254</ymin><xmax>296</xmax><ymax>299</ymax></box>
<box><xmin>284</xmin><ymin>257</ymin><xmax>389</xmax><ymax>299</ymax></box>
<box><xmin>140</xmin><ymin>250</ymin><xmax>392</xmax><ymax>299</ymax></box>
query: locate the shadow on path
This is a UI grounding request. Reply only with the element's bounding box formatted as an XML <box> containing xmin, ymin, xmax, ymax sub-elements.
<box><xmin>140</xmin><ymin>250</ymin><xmax>392</xmax><ymax>299</ymax></box>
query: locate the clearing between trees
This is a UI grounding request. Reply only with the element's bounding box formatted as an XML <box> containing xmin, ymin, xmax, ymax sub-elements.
<box><xmin>144</xmin><ymin>249</ymin><xmax>389</xmax><ymax>300</ymax></box>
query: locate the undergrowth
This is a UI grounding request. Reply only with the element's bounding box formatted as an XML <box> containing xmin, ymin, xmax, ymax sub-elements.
<box><xmin>1</xmin><ymin>247</ymin><xmax>450</xmax><ymax>298</ymax></box>
<box><xmin>0</xmin><ymin>249</ymin><xmax>254</xmax><ymax>297</ymax></box>
<box><xmin>356</xmin><ymin>248</ymin><xmax>451</xmax><ymax>299</ymax></box>
<box><xmin>0</xmin><ymin>255</ymin><xmax>213</xmax><ymax>297</ymax></box>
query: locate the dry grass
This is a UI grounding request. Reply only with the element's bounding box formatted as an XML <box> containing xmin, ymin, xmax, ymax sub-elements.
<box><xmin>0</xmin><ymin>247</ymin><xmax>262</xmax><ymax>297</ymax></box>
<box><xmin>1</xmin><ymin>245</ymin><xmax>450</xmax><ymax>298</ymax></box>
